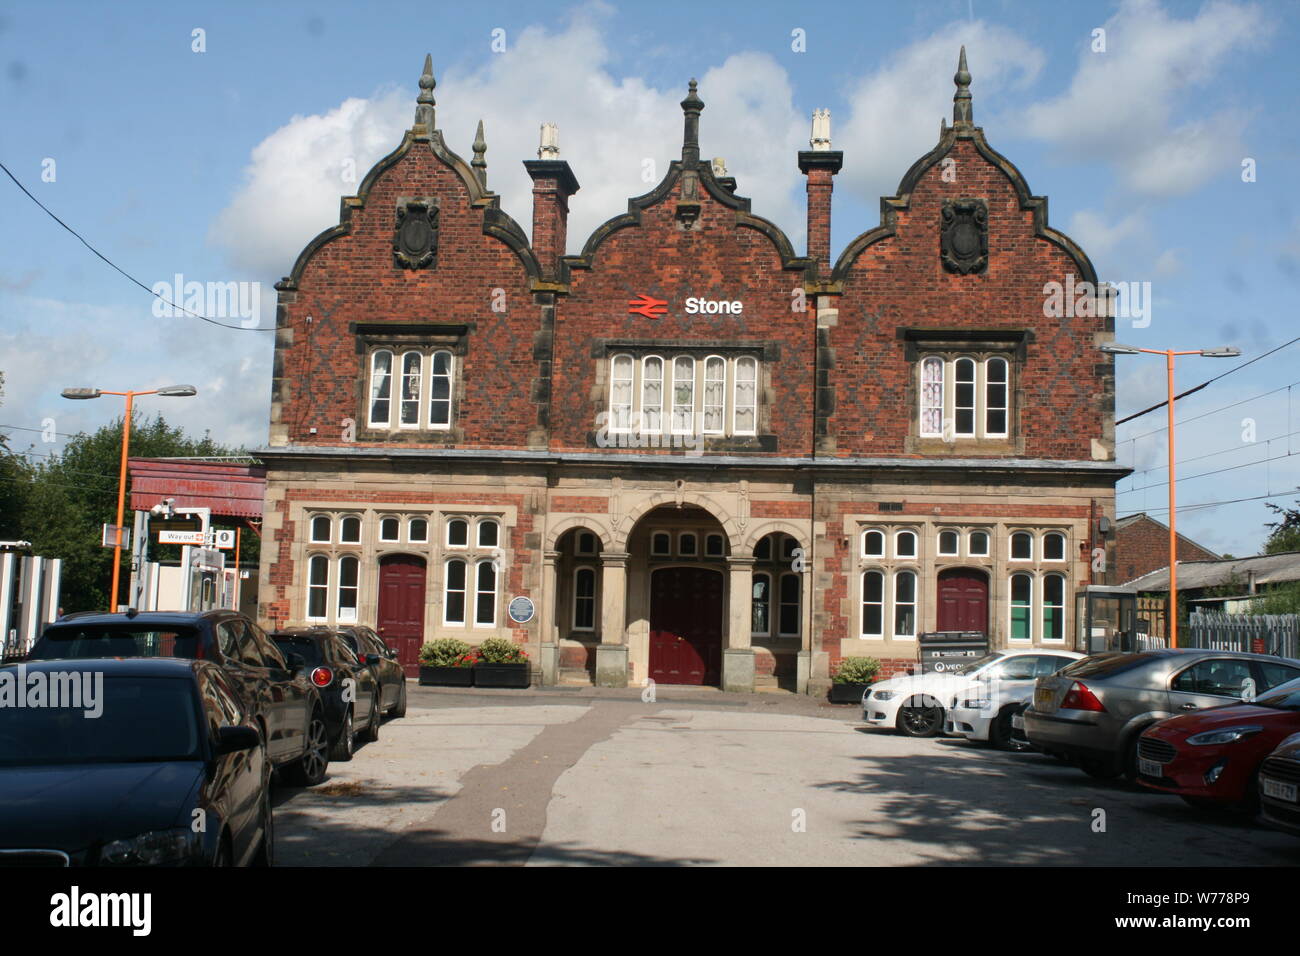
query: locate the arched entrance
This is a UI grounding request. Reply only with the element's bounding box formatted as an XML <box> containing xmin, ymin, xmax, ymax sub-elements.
<box><xmin>377</xmin><ymin>554</ymin><xmax>427</xmax><ymax>676</ymax></box>
<box><xmin>649</xmin><ymin>566</ymin><xmax>724</xmax><ymax>685</ymax></box>
<box><xmin>936</xmin><ymin>567</ymin><xmax>989</xmax><ymax>634</ymax></box>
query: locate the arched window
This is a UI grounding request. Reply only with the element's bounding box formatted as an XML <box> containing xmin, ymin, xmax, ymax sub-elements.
<box><xmin>576</xmin><ymin>532</ymin><xmax>598</xmax><ymax>555</ymax></box>
<box><xmin>609</xmin><ymin>354</ymin><xmax>634</xmax><ymax>432</ymax></box>
<box><xmin>954</xmin><ymin>358</ymin><xmax>976</xmax><ymax>436</ymax></box>
<box><xmin>778</xmin><ymin>573</ymin><xmax>801</xmax><ymax>636</ymax></box>
<box><xmin>368</xmin><ymin>350</ymin><xmax>393</xmax><ymax>427</ymax></box>
<box><xmin>309</xmin><ymin>515</ymin><xmax>331</xmax><ymax>543</ymax></box>
<box><xmin>429</xmin><ymin>350</ymin><xmax>453</xmax><ymax>428</ymax></box>
<box><xmin>337</xmin><ymin>556</ymin><xmax>359</xmax><ymax>623</ymax></box>
<box><xmin>703</xmin><ymin>356</ymin><xmax>726</xmax><ymax>434</ymax></box>
<box><xmin>893</xmin><ymin>571</ymin><xmax>917</xmax><ymax>638</ymax></box>
<box><xmin>862</xmin><ymin>529</ymin><xmax>885</xmax><ymax>558</ymax></box>
<box><xmin>985</xmin><ymin>357</ymin><xmax>1008</xmax><ymax>436</ymax></box>
<box><xmin>1010</xmin><ymin>531</ymin><xmax>1033</xmax><ymax>561</ymax></box>
<box><xmin>641</xmin><ymin>356</ymin><xmax>663</xmax><ymax>433</ymax></box>
<box><xmin>671</xmin><ymin>356</ymin><xmax>695</xmax><ymax>434</ymax></box>
<box><xmin>705</xmin><ymin>534</ymin><xmax>726</xmax><ymax>557</ymax></box>
<box><xmin>307</xmin><ymin>555</ymin><xmax>329</xmax><ymax>620</ymax></box>
<box><xmin>678</xmin><ymin>532</ymin><xmax>697</xmax><ymax>556</ymax></box>
<box><xmin>861</xmin><ymin>570</ymin><xmax>884</xmax><ymax>638</ymax></box>
<box><xmin>895</xmin><ymin>530</ymin><xmax>918</xmax><ymax>558</ymax></box>
<box><xmin>751</xmin><ymin>573</ymin><xmax>771</xmax><ymax>636</ymax></box>
<box><xmin>920</xmin><ymin>357</ymin><xmax>944</xmax><ymax>437</ymax></box>
<box><xmin>968</xmin><ymin>530</ymin><xmax>990</xmax><ymax>557</ymax></box>
<box><xmin>408</xmin><ymin>517</ymin><xmax>429</xmax><ymax>543</ymax></box>
<box><xmin>734</xmin><ymin>357</ymin><xmax>758</xmax><ymax>435</ymax></box>
<box><xmin>399</xmin><ymin>351</ymin><xmax>422</xmax><ymax>427</ymax></box>
<box><xmin>754</xmin><ymin>535</ymin><xmax>772</xmax><ymax>560</ymax></box>
<box><xmin>475</xmin><ymin>560</ymin><xmax>497</xmax><ymax>627</ymax></box>
<box><xmin>1010</xmin><ymin>573</ymin><xmax>1033</xmax><ymax>641</ymax></box>
<box><xmin>478</xmin><ymin>519</ymin><xmax>499</xmax><ymax>548</ymax></box>
<box><xmin>1042</xmin><ymin>574</ymin><xmax>1066</xmax><ymax>641</ymax></box>
<box><xmin>573</xmin><ymin>567</ymin><xmax>596</xmax><ymax>631</ymax></box>
<box><xmin>938</xmin><ymin>530</ymin><xmax>960</xmax><ymax>556</ymax></box>
<box><xmin>1043</xmin><ymin>532</ymin><xmax>1066</xmax><ymax>561</ymax></box>
<box><xmin>446</xmin><ymin>518</ymin><xmax>468</xmax><ymax>548</ymax></box>
<box><xmin>379</xmin><ymin>517</ymin><xmax>400</xmax><ymax>542</ymax></box>
<box><xmin>651</xmin><ymin>532</ymin><xmax>671</xmax><ymax>556</ymax></box>
<box><xmin>339</xmin><ymin>515</ymin><xmax>361</xmax><ymax>544</ymax></box>
<box><xmin>444</xmin><ymin>560</ymin><xmax>466</xmax><ymax>625</ymax></box>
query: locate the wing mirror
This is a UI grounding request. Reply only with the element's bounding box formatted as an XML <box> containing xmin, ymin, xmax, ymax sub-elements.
<box><xmin>215</xmin><ymin>725</ymin><xmax>261</xmax><ymax>755</ymax></box>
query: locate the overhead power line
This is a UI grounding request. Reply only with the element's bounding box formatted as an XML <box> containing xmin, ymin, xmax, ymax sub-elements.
<box><xmin>0</xmin><ymin>160</ymin><xmax>273</xmax><ymax>333</ymax></box>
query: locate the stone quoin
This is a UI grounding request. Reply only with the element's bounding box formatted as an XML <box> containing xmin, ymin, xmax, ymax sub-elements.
<box><xmin>257</xmin><ymin>49</ymin><xmax>1126</xmax><ymax>696</ymax></box>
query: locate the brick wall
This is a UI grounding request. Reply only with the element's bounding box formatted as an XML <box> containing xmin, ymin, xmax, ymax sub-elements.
<box><xmin>1116</xmin><ymin>514</ymin><xmax>1218</xmax><ymax>584</ymax></box>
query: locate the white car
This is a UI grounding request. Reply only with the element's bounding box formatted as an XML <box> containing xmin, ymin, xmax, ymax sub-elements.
<box><xmin>862</xmin><ymin>649</ymin><xmax>1083</xmax><ymax>738</ymax></box>
<box><xmin>944</xmin><ymin>650</ymin><xmax>1084</xmax><ymax>748</ymax></box>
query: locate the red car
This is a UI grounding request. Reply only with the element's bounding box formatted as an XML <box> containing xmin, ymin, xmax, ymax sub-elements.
<box><xmin>1136</xmin><ymin>676</ymin><xmax>1300</xmax><ymax>810</ymax></box>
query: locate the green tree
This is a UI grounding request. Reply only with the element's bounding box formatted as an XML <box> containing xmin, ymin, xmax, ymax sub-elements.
<box><xmin>19</xmin><ymin>412</ymin><xmax>252</xmax><ymax>612</ymax></box>
<box><xmin>0</xmin><ymin>372</ymin><xmax>30</xmax><ymax>539</ymax></box>
<box><xmin>1263</xmin><ymin>501</ymin><xmax>1300</xmax><ymax>554</ymax></box>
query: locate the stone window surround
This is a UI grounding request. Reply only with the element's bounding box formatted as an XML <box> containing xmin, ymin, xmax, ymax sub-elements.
<box><xmin>351</xmin><ymin>322</ymin><xmax>471</xmax><ymax>444</ymax></box>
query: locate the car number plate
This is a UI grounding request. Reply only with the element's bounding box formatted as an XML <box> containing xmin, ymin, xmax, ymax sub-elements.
<box><xmin>1262</xmin><ymin>777</ymin><xmax>1298</xmax><ymax>803</ymax></box>
<box><xmin>1033</xmin><ymin>688</ymin><xmax>1054</xmax><ymax>709</ymax></box>
<box><xmin>1138</xmin><ymin>757</ymin><xmax>1164</xmax><ymax>778</ymax></box>
<box><xmin>1011</xmin><ymin>713</ymin><xmax>1024</xmax><ymax>730</ymax></box>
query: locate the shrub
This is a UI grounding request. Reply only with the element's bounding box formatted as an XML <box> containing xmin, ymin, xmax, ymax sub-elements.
<box><xmin>419</xmin><ymin>638</ymin><xmax>472</xmax><ymax>667</ymax></box>
<box><xmin>475</xmin><ymin>637</ymin><xmax>528</xmax><ymax>664</ymax></box>
<box><xmin>833</xmin><ymin>656</ymin><xmax>881</xmax><ymax>684</ymax></box>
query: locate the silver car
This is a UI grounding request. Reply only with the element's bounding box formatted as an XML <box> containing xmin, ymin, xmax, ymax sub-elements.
<box><xmin>1023</xmin><ymin>649</ymin><xmax>1300</xmax><ymax>779</ymax></box>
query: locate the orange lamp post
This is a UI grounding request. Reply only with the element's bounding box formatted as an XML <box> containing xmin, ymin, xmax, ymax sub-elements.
<box><xmin>61</xmin><ymin>385</ymin><xmax>197</xmax><ymax>612</ymax></box>
<box><xmin>1101</xmin><ymin>345</ymin><xmax>1239</xmax><ymax>648</ymax></box>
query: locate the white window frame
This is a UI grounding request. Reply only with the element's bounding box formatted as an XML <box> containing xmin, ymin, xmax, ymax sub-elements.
<box><xmin>309</xmin><ymin>515</ymin><xmax>332</xmax><ymax>544</ymax></box>
<box><xmin>953</xmin><ymin>356</ymin><xmax>977</xmax><ymax>437</ymax></box>
<box><xmin>919</xmin><ymin>353</ymin><xmax>1012</xmax><ymax>440</ymax></box>
<box><xmin>733</xmin><ymin>356</ymin><xmax>758</xmax><ymax>436</ymax></box>
<box><xmin>985</xmin><ymin>357</ymin><xmax>1009</xmax><ymax>438</ymax></box>
<box><xmin>895</xmin><ymin>530</ymin><xmax>918</xmax><ymax>559</ymax></box>
<box><xmin>678</xmin><ymin>532</ymin><xmax>698</xmax><ymax>557</ymax></box>
<box><xmin>446</xmin><ymin>518</ymin><xmax>469</xmax><ymax>549</ymax></box>
<box><xmin>429</xmin><ymin>349</ymin><xmax>453</xmax><ymax>430</ymax></box>
<box><xmin>862</xmin><ymin>529</ymin><xmax>886</xmax><ymax>558</ymax></box>
<box><xmin>777</xmin><ymin>572</ymin><xmax>801</xmax><ymax>637</ymax></box>
<box><xmin>671</xmin><ymin>356</ymin><xmax>696</xmax><ymax>435</ymax></box>
<box><xmin>860</xmin><ymin>569</ymin><xmax>885</xmax><ymax>639</ymax></box>
<box><xmin>339</xmin><ymin>515</ymin><xmax>362</xmax><ymax>544</ymax></box>
<box><xmin>968</xmin><ymin>530</ymin><xmax>990</xmax><ymax>557</ymax></box>
<box><xmin>937</xmin><ymin>530</ymin><xmax>960</xmax><ymax>557</ymax></box>
<box><xmin>1010</xmin><ymin>531</ymin><xmax>1034</xmax><ymax>562</ymax></box>
<box><xmin>572</xmin><ymin>566</ymin><xmax>597</xmax><ymax>632</ymax></box>
<box><xmin>919</xmin><ymin>356</ymin><xmax>944</xmax><ymax>438</ymax></box>
<box><xmin>1009</xmin><ymin>572</ymin><xmax>1034</xmax><ymax>642</ymax></box>
<box><xmin>336</xmin><ymin>555</ymin><xmax>359</xmax><ymax>623</ymax></box>
<box><xmin>651</xmin><ymin>531</ymin><xmax>672</xmax><ymax>557</ymax></box>
<box><xmin>473</xmin><ymin>559</ymin><xmax>497</xmax><ymax>628</ymax></box>
<box><xmin>408</xmin><ymin>517</ymin><xmax>429</xmax><ymax>543</ymax></box>
<box><xmin>443</xmin><ymin>559</ymin><xmax>467</xmax><ymax>626</ymax></box>
<box><xmin>751</xmin><ymin>572</ymin><xmax>772</xmax><ymax>637</ymax></box>
<box><xmin>893</xmin><ymin>570</ymin><xmax>918</xmax><ymax>640</ymax></box>
<box><xmin>398</xmin><ymin>350</ymin><xmax>424</xmax><ymax>430</ymax></box>
<box><xmin>306</xmin><ymin>554</ymin><xmax>330</xmax><ymax>621</ymax></box>
<box><xmin>609</xmin><ymin>353</ymin><xmax>635</xmax><ymax>434</ymax></box>
<box><xmin>641</xmin><ymin>356</ymin><xmax>664</xmax><ymax>434</ymax></box>
<box><xmin>1042</xmin><ymin>531</ymin><xmax>1067</xmax><ymax>562</ymax></box>
<box><xmin>702</xmin><ymin>355</ymin><xmax>726</xmax><ymax>435</ymax></box>
<box><xmin>477</xmin><ymin>518</ymin><xmax>500</xmax><ymax>549</ymax></box>
<box><xmin>378</xmin><ymin>516</ymin><xmax>401</xmax><ymax>543</ymax></box>
<box><xmin>1041</xmin><ymin>573</ymin><xmax>1067</xmax><ymax>643</ymax></box>
<box><xmin>368</xmin><ymin>349</ymin><xmax>394</xmax><ymax>429</ymax></box>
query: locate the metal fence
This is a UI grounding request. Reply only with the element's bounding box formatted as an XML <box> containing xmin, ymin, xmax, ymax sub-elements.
<box><xmin>1185</xmin><ymin>610</ymin><xmax>1300</xmax><ymax>660</ymax></box>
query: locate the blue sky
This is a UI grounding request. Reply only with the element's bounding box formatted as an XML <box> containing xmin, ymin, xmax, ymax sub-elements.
<box><xmin>2</xmin><ymin>0</ymin><xmax>1299</xmax><ymax>558</ymax></box>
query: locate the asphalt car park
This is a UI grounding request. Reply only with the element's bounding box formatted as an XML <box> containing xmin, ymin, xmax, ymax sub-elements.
<box><xmin>271</xmin><ymin>683</ymin><xmax>1300</xmax><ymax>866</ymax></box>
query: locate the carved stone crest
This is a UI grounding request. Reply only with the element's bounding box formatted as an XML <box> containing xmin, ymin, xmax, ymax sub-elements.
<box><xmin>940</xmin><ymin>198</ymin><xmax>988</xmax><ymax>275</ymax></box>
<box><xmin>394</xmin><ymin>199</ymin><xmax>438</xmax><ymax>269</ymax></box>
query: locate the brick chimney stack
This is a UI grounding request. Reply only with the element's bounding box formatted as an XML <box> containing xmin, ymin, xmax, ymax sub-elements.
<box><xmin>798</xmin><ymin>108</ymin><xmax>843</xmax><ymax>274</ymax></box>
<box><xmin>524</xmin><ymin>123</ymin><xmax>580</xmax><ymax>281</ymax></box>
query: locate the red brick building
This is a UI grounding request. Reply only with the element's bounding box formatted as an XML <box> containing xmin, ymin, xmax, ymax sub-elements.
<box><xmin>257</xmin><ymin>51</ymin><xmax>1126</xmax><ymax>694</ymax></box>
<box><xmin>1115</xmin><ymin>513</ymin><xmax>1219</xmax><ymax>586</ymax></box>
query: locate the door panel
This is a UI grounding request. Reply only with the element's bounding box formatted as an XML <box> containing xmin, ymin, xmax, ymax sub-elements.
<box><xmin>377</xmin><ymin>555</ymin><xmax>427</xmax><ymax>677</ymax></box>
<box><xmin>649</xmin><ymin>567</ymin><xmax>723</xmax><ymax>686</ymax></box>
<box><xmin>936</xmin><ymin>569</ymin><xmax>989</xmax><ymax>634</ymax></box>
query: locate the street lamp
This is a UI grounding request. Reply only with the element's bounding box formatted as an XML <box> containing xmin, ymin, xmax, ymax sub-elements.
<box><xmin>61</xmin><ymin>385</ymin><xmax>198</xmax><ymax>611</ymax></box>
<box><xmin>1101</xmin><ymin>343</ymin><xmax>1240</xmax><ymax>648</ymax></box>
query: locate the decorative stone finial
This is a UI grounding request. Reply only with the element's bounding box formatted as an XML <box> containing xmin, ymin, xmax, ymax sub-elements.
<box><xmin>680</xmin><ymin>78</ymin><xmax>704</xmax><ymax>164</ymax></box>
<box><xmin>810</xmin><ymin>108</ymin><xmax>832</xmax><ymax>151</ymax></box>
<box><xmin>472</xmin><ymin>120</ymin><xmax>487</xmax><ymax>188</ymax></box>
<box><xmin>415</xmin><ymin>54</ymin><xmax>437</xmax><ymax>128</ymax></box>
<box><xmin>953</xmin><ymin>46</ymin><xmax>973</xmax><ymax>128</ymax></box>
<box><xmin>538</xmin><ymin>122</ymin><xmax>560</xmax><ymax>159</ymax></box>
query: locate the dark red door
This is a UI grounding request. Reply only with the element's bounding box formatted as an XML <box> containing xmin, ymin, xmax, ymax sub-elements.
<box><xmin>936</xmin><ymin>568</ymin><xmax>989</xmax><ymax>633</ymax></box>
<box><xmin>377</xmin><ymin>555</ymin><xmax>427</xmax><ymax>677</ymax></box>
<box><xmin>649</xmin><ymin>567</ymin><xmax>723</xmax><ymax>685</ymax></box>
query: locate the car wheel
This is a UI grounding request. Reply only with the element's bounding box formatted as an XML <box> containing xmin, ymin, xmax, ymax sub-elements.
<box><xmin>362</xmin><ymin>693</ymin><xmax>381</xmax><ymax>743</ymax></box>
<box><xmin>989</xmin><ymin>708</ymin><xmax>1017</xmax><ymax>750</ymax></box>
<box><xmin>252</xmin><ymin>789</ymin><xmax>274</xmax><ymax>866</ymax></box>
<box><xmin>391</xmin><ymin>680</ymin><xmax>407</xmax><ymax>719</ymax></box>
<box><xmin>330</xmin><ymin>707</ymin><xmax>355</xmax><ymax>762</ymax></box>
<box><xmin>896</xmin><ymin>700</ymin><xmax>944</xmax><ymax>738</ymax></box>
<box><xmin>284</xmin><ymin>711</ymin><xmax>330</xmax><ymax>786</ymax></box>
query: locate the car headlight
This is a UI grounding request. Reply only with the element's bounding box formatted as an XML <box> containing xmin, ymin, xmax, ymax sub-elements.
<box><xmin>961</xmin><ymin>698</ymin><xmax>992</xmax><ymax>710</ymax></box>
<box><xmin>1186</xmin><ymin>726</ymin><xmax>1264</xmax><ymax>747</ymax></box>
<box><xmin>871</xmin><ymin>690</ymin><xmax>894</xmax><ymax>701</ymax></box>
<box><xmin>100</xmin><ymin>828</ymin><xmax>197</xmax><ymax>866</ymax></box>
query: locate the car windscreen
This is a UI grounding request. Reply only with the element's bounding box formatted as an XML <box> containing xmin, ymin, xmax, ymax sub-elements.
<box><xmin>0</xmin><ymin>675</ymin><xmax>201</xmax><ymax>766</ymax></box>
<box><xmin>1256</xmin><ymin>676</ymin><xmax>1300</xmax><ymax>711</ymax></box>
<box><xmin>271</xmin><ymin>636</ymin><xmax>326</xmax><ymax>668</ymax></box>
<box><xmin>952</xmin><ymin>653</ymin><xmax>1004</xmax><ymax>675</ymax></box>
<box><xmin>337</xmin><ymin>632</ymin><xmax>362</xmax><ymax>655</ymax></box>
<box><xmin>1057</xmin><ymin>653</ymin><xmax>1157</xmax><ymax>679</ymax></box>
<box><xmin>30</xmin><ymin>625</ymin><xmax>202</xmax><ymax>661</ymax></box>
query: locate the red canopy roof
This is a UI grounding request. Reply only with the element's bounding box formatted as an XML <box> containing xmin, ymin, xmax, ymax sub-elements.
<box><xmin>128</xmin><ymin>458</ymin><xmax>266</xmax><ymax>519</ymax></box>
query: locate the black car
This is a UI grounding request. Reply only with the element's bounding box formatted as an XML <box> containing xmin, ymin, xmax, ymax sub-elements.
<box><xmin>272</xmin><ymin>629</ymin><xmax>381</xmax><ymax>762</ymax></box>
<box><xmin>0</xmin><ymin>658</ymin><xmax>272</xmax><ymax>866</ymax></box>
<box><xmin>327</xmin><ymin>624</ymin><xmax>408</xmax><ymax>719</ymax></box>
<box><xmin>28</xmin><ymin>610</ymin><xmax>330</xmax><ymax>786</ymax></box>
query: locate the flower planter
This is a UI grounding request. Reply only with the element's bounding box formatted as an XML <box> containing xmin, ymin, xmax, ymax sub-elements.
<box><xmin>473</xmin><ymin>662</ymin><xmax>531</xmax><ymax>688</ymax></box>
<box><xmin>419</xmin><ymin>665</ymin><xmax>475</xmax><ymax>687</ymax></box>
<box><xmin>828</xmin><ymin>682</ymin><xmax>871</xmax><ymax>704</ymax></box>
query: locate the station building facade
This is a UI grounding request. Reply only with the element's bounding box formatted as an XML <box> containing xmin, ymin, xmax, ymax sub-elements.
<box><xmin>257</xmin><ymin>51</ymin><xmax>1127</xmax><ymax>694</ymax></box>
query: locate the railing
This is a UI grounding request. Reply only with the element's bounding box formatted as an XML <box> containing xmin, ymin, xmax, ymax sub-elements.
<box><xmin>1185</xmin><ymin>610</ymin><xmax>1300</xmax><ymax>660</ymax></box>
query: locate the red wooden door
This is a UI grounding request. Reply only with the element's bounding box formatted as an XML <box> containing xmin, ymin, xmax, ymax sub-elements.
<box><xmin>936</xmin><ymin>568</ymin><xmax>989</xmax><ymax>633</ymax></box>
<box><xmin>649</xmin><ymin>567</ymin><xmax>723</xmax><ymax>685</ymax></box>
<box><xmin>377</xmin><ymin>555</ymin><xmax>427</xmax><ymax>677</ymax></box>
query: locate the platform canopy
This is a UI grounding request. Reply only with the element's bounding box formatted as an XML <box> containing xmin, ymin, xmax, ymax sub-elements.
<box><xmin>128</xmin><ymin>457</ymin><xmax>266</xmax><ymax>519</ymax></box>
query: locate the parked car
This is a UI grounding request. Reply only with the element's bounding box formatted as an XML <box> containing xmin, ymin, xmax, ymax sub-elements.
<box><xmin>1258</xmin><ymin>732</ymin><xmax>1300</xmax><ymax>836</ymax></box>
<box><xmin>27</xmin><ymin>610</ymin><xmax>330</xmax><ymax>786</ymax></box>
<box><xmin>1023</xmin><ymin>649</ymin><xmax>1300</xmax><ymax>780</ymax></box>
<box><xmin>0</xmin><ymin>658</ymin><xmax>272</xmax><ymax>866</ymax></box>
<box><xmin>946</xmin><ymin>650</ymin><xmax>1084</xmax><ymax>748</ymax></box>
<box><xmin>863</xmin><ymin>649</ymin><xmax>1085</xmax><ymax>738</ymax></box>
<box><xmin>325</xmin><ymin>624</ymin><xmax>407</xmax><ymax>719</ymax></box>
<box><xmin>1135</xmin><ymin>676</ymin><xmax>1300</xmax><ymax>810</ymax></box>
<box><xmin>272</xmin><ymin>628</ymin><xmax>381</xmax><ymax>761</ymax></box>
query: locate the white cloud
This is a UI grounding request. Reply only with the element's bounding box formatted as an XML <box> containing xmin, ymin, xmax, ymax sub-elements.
<box><xmin>834</xmin><ymin>22</ymin><xmax>1045</xmax><ymax>205</ymax></box>
<box><xmin>1067</xmin><ymin>209</ymin><xmax>1148</xmax><ymax>261</ymax></box>
<box><xmin>1021</xmin><ymin>0</ymin><xmax>1265</xmax><ymax>196</ymax></box>
<box><xmin>209</xmin><ymin>5</ymin><xmax>808</xmax><ymax>277</ymax></box>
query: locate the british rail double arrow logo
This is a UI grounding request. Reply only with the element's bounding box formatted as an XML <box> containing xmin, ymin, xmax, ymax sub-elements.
<box><xmin>627</xmin><ymin>293</ymin><xmax>668</xmax><ymax>319</ymax></box>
